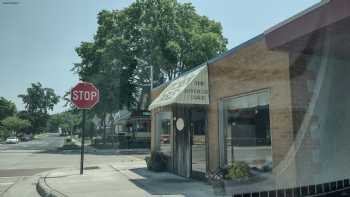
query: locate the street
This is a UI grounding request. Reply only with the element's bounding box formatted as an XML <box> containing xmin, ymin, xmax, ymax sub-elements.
<box><xmin>0</xmin><ymin>133</ymin><xmax>146</xmax><ymax>197</ymax></box>
<box><xmin>0</xmin><ymin>133</ymin><xmax>62</xmax><ymax>196</ymax></box>
<box><xmin>0</xmin><ymin>133</ymin><xmax>64</xmax><ymax>152</ymax></box>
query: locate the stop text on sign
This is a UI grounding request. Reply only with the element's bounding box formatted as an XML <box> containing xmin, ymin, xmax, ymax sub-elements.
<box><xmin>71</xmin><ymin>82</ymin><xmax>100</xmax><ymax>109</ymax></box>
<box><xmin>72</xmin><ymin>90</ymin><xmax>98</xmax><ymax>101</ymax></box>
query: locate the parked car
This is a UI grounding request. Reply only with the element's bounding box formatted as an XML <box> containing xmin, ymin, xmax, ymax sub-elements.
<box><xmin>6</xmin><ymin>136</ymin><xmax>19</xmax><ymax>144</ymax></box>
<box><xmin>22</xmin><ymin>135</ymin><xmax>33</xmax><ymax>142</ymax></box>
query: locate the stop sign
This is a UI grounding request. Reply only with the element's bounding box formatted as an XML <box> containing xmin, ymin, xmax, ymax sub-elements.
<box><xmin>71</xmin><ymin>82</ymin><xmax>99</xmax><ymax>109</ymax></box>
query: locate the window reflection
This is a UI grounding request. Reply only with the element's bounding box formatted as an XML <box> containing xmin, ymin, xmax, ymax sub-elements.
<box><xmin>221</xmin><ymin>90</ymin><xmax>272</xmax><ymax>172</ymax></box>
<box><xmin>156</xmin><ymin>112</ymin><xmax>172</xmax><ymax>156</ymax></box>
<box><xmin>190</xmin><ymin>109</ymin><xmax>206</xmax><ymax>174</ymax></box>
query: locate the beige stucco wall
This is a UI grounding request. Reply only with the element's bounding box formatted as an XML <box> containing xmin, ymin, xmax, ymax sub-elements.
<box><xmin>207</xmin><ymin>38</ymin><xmax>295</xmax><ymax>175</ymax></box>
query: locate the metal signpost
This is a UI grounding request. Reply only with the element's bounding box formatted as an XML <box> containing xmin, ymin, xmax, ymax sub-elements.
<box><xmin>70</xmin><ymin>82</ymin><xmax>99</xmax><ymax>175</ymax></box>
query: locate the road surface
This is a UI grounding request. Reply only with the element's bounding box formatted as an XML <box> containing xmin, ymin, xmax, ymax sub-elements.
<box><xmin>0</xmin><ymin>133</ymin><xmax>142</xmax><ymax>196</ymax></box>
<box><xmin>0</xmin><ymin>133</ymin><xmax>64</xmax><ymax>152</ymax></box>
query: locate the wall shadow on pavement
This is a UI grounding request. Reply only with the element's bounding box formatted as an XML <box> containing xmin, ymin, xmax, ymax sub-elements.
<box><xmin>34</xmin><ymin>149</ymin><xmax>149</xmax><ymax>156</ymax></box>
<box><xmin>128</xmin><ymin>167</ymin><xmax>217</xmax><ymax>197</ymax></box>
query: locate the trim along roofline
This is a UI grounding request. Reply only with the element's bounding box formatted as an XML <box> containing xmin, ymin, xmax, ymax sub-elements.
<box><xmin>265</xmin><ymin>0</ymin><xmax>350</xmax><ymax>50</ymax></box>
<box><xmin>152</xmin><ymin>34</ymin><xmax>264</xmax><ymax>91</ymax></box>
<box><xmin>264</xmin><ymin>0</ymin><xmax>330</xmax><ymax>35</ymax></box>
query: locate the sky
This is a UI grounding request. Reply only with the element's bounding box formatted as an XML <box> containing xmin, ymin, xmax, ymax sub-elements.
<box><xmin>0</xmin><ymin>0</ymin><xmax>320</xmax><ymax>113</ymax></box>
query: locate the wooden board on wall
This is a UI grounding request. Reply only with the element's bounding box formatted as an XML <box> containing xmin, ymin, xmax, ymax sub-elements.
<box><xmin>173</xmin><ymin>104</ymin><xmax>191</xmax><ymax>178</ymax></box>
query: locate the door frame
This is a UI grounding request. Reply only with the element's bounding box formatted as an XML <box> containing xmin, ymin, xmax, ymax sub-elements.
<box><xmin>172</xmin><ymin>104</ymin><xmax>208</xmax><ymax>178</ymax></box>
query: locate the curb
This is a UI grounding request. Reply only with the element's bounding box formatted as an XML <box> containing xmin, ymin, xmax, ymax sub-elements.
<box><xmin>61</xmin><ymin>148</ymin><xmax>149</xmax><ymax>155</ymax></box>
<box><xmin>36</xmin><ymin>176</ymin><xmax>67</xmax><ymax>197</ymax></box>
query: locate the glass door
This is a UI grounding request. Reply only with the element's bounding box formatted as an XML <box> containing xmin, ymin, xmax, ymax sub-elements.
<box><xmin>190</xmin><ymin>108</ymin><xmax>207</xmax><ymax>177</ymax></box>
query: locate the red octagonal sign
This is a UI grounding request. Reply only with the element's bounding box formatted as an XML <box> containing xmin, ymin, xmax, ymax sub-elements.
<box><xmin>71</xmin><ymin>82</ymin><xmax>100</xmax><ymax>109</ymax></box>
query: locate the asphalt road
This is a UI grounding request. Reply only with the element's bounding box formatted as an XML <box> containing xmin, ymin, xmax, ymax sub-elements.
<box><xmin>0</xmin><ymin>133</ymin><xmax>140</xmax><ymax>197</ymax></box>
<box><xmin>0</xmin><ymin>133</ymin><xmax>63</xmax><ymax>196</ymax></box>
<box><xmin>0</xmin><ymin>133</ymin><xmax>64</xmax><ymax>152</ymax></box>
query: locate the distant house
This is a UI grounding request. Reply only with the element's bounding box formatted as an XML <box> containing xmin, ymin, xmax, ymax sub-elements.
<box><xmin>115</xmin><ymin>110</ymin><xmax>151</xmax><ymax>144</ymax></box>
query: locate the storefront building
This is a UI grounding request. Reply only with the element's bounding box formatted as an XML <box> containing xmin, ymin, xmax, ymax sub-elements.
<box><xmin>150</xmin><ymin>0</ymin><xmax>350</xmax><ymax>190</ymax></box>
<box><xmin>149</xmin><ymin>65</ymin><xmax>209</xmax><ymax>178</ymax></box>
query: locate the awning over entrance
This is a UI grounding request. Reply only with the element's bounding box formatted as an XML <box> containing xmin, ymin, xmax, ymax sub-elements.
<box><xmin>149</xmin><ymin>65</ymin><xmax>209</xmax><ymax>110</ymax></box>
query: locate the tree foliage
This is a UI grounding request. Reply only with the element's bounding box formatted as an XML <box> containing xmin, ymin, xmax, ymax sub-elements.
<box><xmin>47</xmin><ymin>113</ymin><xmax>63</xmax><ymax>132</ymax></box>
<box><xmin>18</xmin><ymin>82</ymin><xmax>60</xmax><ymax>134</ymax></box>
<box><xmin>73</xmin><ymin>0</ymin><xmax>227</xmax><ymax>113</ymax></box>
<box><xmin>18</xmin><ymin>82</ymin><xmax>60</xmax><ymax>114</ymax></box>
<box><xmin>72</xmin><ymin>0</ymin><xmax>227</xmax><ymax>144</ymax></box>
<box><xmin>0</xmin><ymin>97</ymin><xmax>16</xmax><ymax>120</ymax></box>
<box><xmin>0</xmin><ymin>98</ymin><xmax>18</xmax><ymax>139</ymax></box>
<box><xmin>47</xmin><ymin>111</ymin><xmax>81</xmax><ymax>135</ymax></box>
<box><xmin>1</xmin><ymin>116</ymin><xmax>31</xmax><ymax>136</ymax></box>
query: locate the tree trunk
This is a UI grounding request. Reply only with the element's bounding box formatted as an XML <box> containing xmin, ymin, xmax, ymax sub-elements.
<box><xmin>89</xmin><ymin>128</ymin><xmax>93</xmax><ymax>141</ymax></box>
<box><xmin>137</xmin><ymin>88</ymin><xmax>145</xmax><ymax>111</ymax></box>
<box><xmin>103</xmin><ymin>114</ymin><xmax>107</xmax><ymax>145</ymax></box>
<box><xmin>111</xmin><ymin>121</ymin><xmax>115</xmax><ymax>149</ymax></box>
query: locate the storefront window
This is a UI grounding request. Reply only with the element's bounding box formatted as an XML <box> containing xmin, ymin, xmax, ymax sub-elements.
<box><xmin>156</xmin><ymin>112</ymin><xmax>172</xmax><ymax>156</ymax></box>
<box><xmin>220</xmin><ymin>90</ymin><xmax>272</xmax><ymax>172</ymax></box>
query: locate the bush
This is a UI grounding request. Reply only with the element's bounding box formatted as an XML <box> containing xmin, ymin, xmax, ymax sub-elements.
<box><xmin>225</xmin><ymin>161</ymin><xmax>251</xmax><ymax>180</ymax></box>
<box><xmin>145</xmin><ymin>152</ymin><xmax>169</xmax><ymax>172</ymax></box>
<box><xmin>59</xmin><ymin>137</ymin><xmax>80</xmax><ymax>150</ymax></box>
<box><xmin>92</xmin><ymin>137</ymin><xmax>102</xmax><ymax>145</ymax></box>
<box><xmin>61</xmin><ymin>143</ymin><xmax>80</xmax><ymax>150</ymax></box>
<box><xmin>65</xmin><ymin>138</ymin><xmax>72</xmax><ymax>143</ymax></box>
<box><xmin>91</xmin><ymin>143</ymin><xmax>114</xmax><ymax>149</ymax></box>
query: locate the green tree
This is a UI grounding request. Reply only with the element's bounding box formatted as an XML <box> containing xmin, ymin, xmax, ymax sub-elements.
<box><xmin>74</xmin><ymin>0</ymin><xmax>227</xmax><ymax>105</ymax></box>
<box><xmin>47</xmin><ymin>111</ymin><xmax>81</xmax><ymax>136</ymax></box>
<box><xmin>60</xmin><ymin>111</ymin><xmax>81</xmax><ymax>136</ymax></box>
<box><xmin>73</xmin><ymin>0</ymin><xmax>227</xmax><ymax>143</ymax></box>
<box><xmin>47</xmin><ymin>113</ymin><xmax>64</xmax><ymax>132</ymax></box>
<box><xmin>18</xmin><ymin>82</ymin><xmax>60</xmax><ymax>134</ymax></box>
<box><xmin>1</xmin><ymin>116</ymin><xmax>31</xmax><ymax>137</ymax></box>
<box><xmin>18</xmin><ymin>82</ymin><xmax>59</xmax><ymax>114</ymax></box>
<box><xmin>0</xmin><ymin>97</ymin><xmax>16</xmax><ymax>120</ymax></box>
<box><xmin>86</xmin><ymin>120</ymin><xmax>97</xmax><ymax>140</ymax></box>
<box><xmin>0</xmin><ymin>98</ymin><xmax>17</xmax><ymax>140</ymax></box>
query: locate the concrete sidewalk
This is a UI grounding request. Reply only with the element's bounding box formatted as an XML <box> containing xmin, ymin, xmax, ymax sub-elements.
<box><xmin>37</xmin><ymin>157</ymin><xmax>222</xmax><ymax>197</ymax></box>
<box><xmin>3</xmin><ymin>175</ymin><xmax>41</xmax><ymax>197</ymax></box>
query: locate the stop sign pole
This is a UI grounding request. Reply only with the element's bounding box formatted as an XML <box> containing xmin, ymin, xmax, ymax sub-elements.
<box><xmin>71</xmin><ymin>82</ymin><xmax>100</xmax><ymax>175</ymax></box>
<box><xmin>81</xmin><ymin>109</ymin><xmax>86</xmax><ymax>175</ymax></box>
